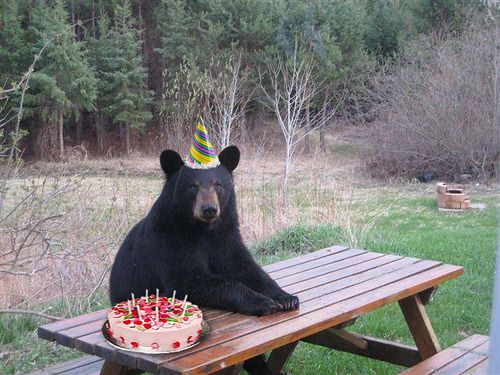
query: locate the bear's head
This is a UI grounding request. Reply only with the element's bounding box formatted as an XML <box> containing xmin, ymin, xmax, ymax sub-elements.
<box><xmin>159</xmin><ymin>146</ymin><xmax>240</xmax><ymax>227</ymax></box>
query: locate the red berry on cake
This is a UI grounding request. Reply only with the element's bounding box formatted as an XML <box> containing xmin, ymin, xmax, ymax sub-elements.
<box><xmin>151</xmin><ymin>343</ymin><xmax>159</xmax><ymax>350</ymax></box>
<box><xmin>119</xmin><ymin>336</ymin><xmax>125</xmax><ymax>343</ymax></box>
<box><xmin>143</xmin><ymin>323</ymin><xmax>152</xmax><ymax>329</ymax></box>
<box><xmin>187</xmin><ymin>336</ymin><xmax>194</xmax><ymax>344</ymax></box>
<box><xmin>131</xmin><ymin>341</ymin><xmax>139</xmax><ymax>348</ymax></box>
<box><xmin>172</xmin><ymin>341</ymin><xmax>181</xmax><ymax>349</ymax></box>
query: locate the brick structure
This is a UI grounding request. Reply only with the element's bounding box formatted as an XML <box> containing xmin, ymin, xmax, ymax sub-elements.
<box><xmin>436</xmin><ymin>182</ymin><xmax>470</xmax><ymax>210</ymax></box>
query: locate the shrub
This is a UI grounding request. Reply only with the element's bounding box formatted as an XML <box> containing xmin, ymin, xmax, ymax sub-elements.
<box><xmin>367</xmin><ymin>23</ymin><xmax>499</xmax><ymax>181</ymax></box>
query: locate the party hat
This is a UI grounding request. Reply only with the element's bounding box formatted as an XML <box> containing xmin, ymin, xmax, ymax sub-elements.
<box><xmin>186</xmin><ymin>116</ymin><xmax>220</xmax><ymax>169</ymax></box>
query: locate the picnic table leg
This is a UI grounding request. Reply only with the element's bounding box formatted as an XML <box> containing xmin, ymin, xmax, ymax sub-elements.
<box><xmin>100</xmin><ymin>360</ymin><xmax>143</xmax><ymax>375</ymax></box>
<box><xmin>399</xmin><ymin>294</ymin><xmax>441</xmax><ymax>360</ymax></box>
<box><xmin>267</xmin><ymin>341</ymin><xmax>299</xmax><ymax>373</ymax></box>
<box><xmin>212</xmin><ymin>363</ymin><xmax>243</xmax><ymax>375</ymax></box>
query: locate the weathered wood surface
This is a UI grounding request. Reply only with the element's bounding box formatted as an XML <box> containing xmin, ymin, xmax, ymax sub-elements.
<box><xmin>28</xmin><ymin>355</ymin><xmax>103</xmax><ymax>375</ymax></box>
<box><xmin>401</xmin><ymin>334</ymin><xmax>489</xmax><ymax>375</ymax></box>
<box><xmin>267</xmin><ymin>341</ymin><xmax>299</xmax><ymax>373</ymax></box>
<box><xmin>399</xmin><ymin>294</ymin><xmax>441</xmax><ymax>360</ymax></box>
<box><xmin>38</xmin><ymin>246</ymin><xmax>463</xmax><ymax>375</ymax></box>
<box><xmin>302</xmin><ymin>330</ymin><xmax>421</xmax><ymax>367</ymax></box>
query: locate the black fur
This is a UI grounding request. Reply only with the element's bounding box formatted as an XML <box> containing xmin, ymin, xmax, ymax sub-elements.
<box><xmin>109</xmin><ymin>144</ymin><xmax>298</xmax><ymax>315</ymax></box>
<box><xmin>109</xmin><ymin>146</ymin><xmax>298</xmax><ymax>375</ymax></box>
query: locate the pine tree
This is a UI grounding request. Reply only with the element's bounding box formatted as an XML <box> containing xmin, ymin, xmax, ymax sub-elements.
<box><xmin>23</xmin><ymin>0</ymin><xmax>97</xmax><ymax>161</ymax></box>
<box><xmin>0</xmin><ymin>1</ymin><xmax>31</xmax><ymax>84</ymax></box>
<box><xmin>92</xmin><ymin>0</ymin><xmax>153</xmax><ymax>155</ymax></box>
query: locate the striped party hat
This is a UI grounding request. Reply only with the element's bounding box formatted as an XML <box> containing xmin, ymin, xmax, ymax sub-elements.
<box><xmin>186</xmin><ymin>116</ymin><xmax>220</xmax><ymax>169</ymax></box>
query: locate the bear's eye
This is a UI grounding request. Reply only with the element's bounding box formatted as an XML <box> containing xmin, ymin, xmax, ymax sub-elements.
<box><xmin>187</xmin><ymin>183</ymin><xmax>198</xmax><ymax>192</ymax></box>
<box><xmin>214</xmin><ymin>182</ymin><xmax>223</xmax><ymax>192</ymax></box>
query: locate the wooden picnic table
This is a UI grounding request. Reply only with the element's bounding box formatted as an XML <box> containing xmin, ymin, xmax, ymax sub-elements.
<box><xmin>38</xmin><ymin>246</ymin><xmax>463</xmax><ymax>375</ymax></box>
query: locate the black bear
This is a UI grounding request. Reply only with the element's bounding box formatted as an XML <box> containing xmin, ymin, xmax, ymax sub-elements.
<box><xmin>109</xmin><ymin>145</ymin><xmax>299</xmax><ymax>374</ymax></box>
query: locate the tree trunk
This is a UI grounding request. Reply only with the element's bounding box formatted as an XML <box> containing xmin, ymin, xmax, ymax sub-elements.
<box><xmin>141</xmin><ymin>0</ymin><xmax>163</xmax><ymax>129</ymax></box>
<box><xmin>320</xmin><ymin>86</ymin><xmax>331</xmax><ymax>153</ymax></box>
<box><xmin>76</xmin><ymin>113</ymin><xmax>83</xmax><ymax>145</ymax></box>
<box><xmin>304</xmin><ymin>89</ymin><xmax>311</xmax><ymax>154</ymax></box>
<box><xmin>125</xmin><ymin>123</ymin><xmax>131</xmax><ymax>155</ymax></box>
<box><xmin>96</xmin><ymin>113</ymin><xmax>105</xmax><ymax>155</ymax></box>
<box><xmin>91</xmin><ymin>0</ymin><xmax>96</xmax><ymax>38</ymax></box>
<box><xmin>58</xmin><ymin>107</ymin><xmax>64</xmax><ymax>162</ymax></box>
<box><xmin>282</xmin><ymin>139</ymin><xmax>291</xmax><ymax>210</ymax></box>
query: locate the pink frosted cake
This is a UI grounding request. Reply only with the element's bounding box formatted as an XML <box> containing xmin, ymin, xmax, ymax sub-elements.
<box><xmin>105</xmin><ymin>294</ymin><xmax>204</xmax><ymax>352</ymax></box>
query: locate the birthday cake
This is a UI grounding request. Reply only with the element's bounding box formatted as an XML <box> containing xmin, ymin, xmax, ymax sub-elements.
<box><xmin>105</xmin><ymin>292</ymin><xmax>204</xmax><ymax>352</ymax></box>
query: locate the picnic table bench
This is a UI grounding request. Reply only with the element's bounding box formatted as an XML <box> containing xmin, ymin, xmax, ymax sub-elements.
<box><xmin>37</xmin><ymin>246</ymin><xmax>466</xmax><ymax>374</ymax></box>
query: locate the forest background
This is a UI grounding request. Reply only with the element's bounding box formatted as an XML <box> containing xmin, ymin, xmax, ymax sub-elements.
<box><xmin>1</xmin><ymin>0</ymin><xmax>498</xmax><ymax>182</ymax></box>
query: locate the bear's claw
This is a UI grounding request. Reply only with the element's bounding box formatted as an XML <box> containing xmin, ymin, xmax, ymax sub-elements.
<box><xmin>273</xmin><ymin>293</ymin><xmax>299</xmax><ymax>311</ymax></box>
<box><xmin>243</xmin><ymin>294</ymin><xmax>281</xmax><ymax>316</ymax></box>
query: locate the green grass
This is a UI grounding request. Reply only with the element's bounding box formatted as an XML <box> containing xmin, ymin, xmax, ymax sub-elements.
<box><xmin>1</xmin><ymin>192</ymin><xmax>497</xmax><ymax>374</ymax></box>
<box><xmin>251</xmin><ymin>195</ymin><xmax>498</xmax><ymax>375</ymax></box>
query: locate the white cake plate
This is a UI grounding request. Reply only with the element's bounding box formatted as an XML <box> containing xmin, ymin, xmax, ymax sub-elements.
<box><xmin>102</xmin><ymin>319</ymin><xmax>210</xmax><ymax>354</ymax></box>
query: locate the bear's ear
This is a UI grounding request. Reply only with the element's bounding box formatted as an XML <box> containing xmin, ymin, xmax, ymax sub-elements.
<box><xmin>219</xmin><ymin>145</ymin><xmax>240</xmax><ymax>173</ymax></box>
<box><xmin>160</xmin><ymin>150</ymin><xmax>184</xmax><ymax>177</ymax></box>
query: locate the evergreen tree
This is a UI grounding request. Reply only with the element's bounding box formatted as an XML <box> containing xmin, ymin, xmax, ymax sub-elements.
<box><xmin>0</xmin><ymin>1</ymin><xmax>31</xmax><ymax>84</ymax></box>
<box><xmin>411</xmin><ymin>0</ymin><xmax>481</xmax><ymax>37</ymax></box>
<box><xmin>365</xmin><ymin>0</ymin><xmax>405</xmax><ymax>60</ymax></box>
<box><xmin>23</xmin><ymin>0</ymin><xmax>97</xmax><ymax>160</ymax></box>
<box><xmin>92</xmin><ymin>0</ymin><xmax>153</xmax><ymax>155</ymax></box>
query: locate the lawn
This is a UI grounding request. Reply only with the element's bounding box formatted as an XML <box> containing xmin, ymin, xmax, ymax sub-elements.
<box><xmin>0</xmin><ymin>180</ymin><xmax>498</xmax><ymax>374</ymax></box>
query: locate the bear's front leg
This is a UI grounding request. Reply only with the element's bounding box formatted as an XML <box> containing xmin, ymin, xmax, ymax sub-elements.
<box><xmin>225</xmin><ymin>251</ymin><xmax>300</xmax><ymax>312</ymax></box>
<box><xmin>164</xmin><ymin>268</ymin><xmax>281</xmax><ymax>316</ymax></box>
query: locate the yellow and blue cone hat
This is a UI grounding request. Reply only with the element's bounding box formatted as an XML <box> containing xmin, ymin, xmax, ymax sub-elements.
<box><xmin>186</xmin><ymin>116</ymin><xmax>220</xmax><ymax>169</ymax></box>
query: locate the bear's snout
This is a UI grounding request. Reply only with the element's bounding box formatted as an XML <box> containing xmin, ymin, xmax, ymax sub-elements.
<box><xmin>201</xmin><ymin>204</ymin><xmax>219</xmax><ymax>220</ymax></box>
<box><xmin>193</xmin><ymin>185</ymin><xmax>220</xmax><ymax>223</ymax></box>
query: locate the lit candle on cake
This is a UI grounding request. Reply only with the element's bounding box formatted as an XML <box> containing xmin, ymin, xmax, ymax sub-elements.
<box><xmin>155</xmin><ymin>304</ymin><xmax>159</xmax><ymax>322</ymax></box>
<box><xmin>137</xmin><ymin>304</ymin><xmax>142</xmax><ymax>320</ymax></box>
<box><xmin>156</xmin><ymin>288</ymin><xmax>159</xmax><ymax>304</ymax></box>
<box><xmin>131</xmin><ymin>293</ymin><xmax>135</xmax><ymax>306</ymax></box>
<box><xmin>181</xmin><ymin>294</ymin><xmax>188</xmax><ymax>317</ymax></box>
<box><xmin>145</xmin><ymin>289</ymin><xmax>148</xmax><ymax>300</ymax></box>
<box><xmin>171</xmin><ymin>290</ymin><xmax>176</xmax><ymax>304</ymax></box>
<box><xmin>127</xmin><ymin>300</ymin><xmax>132</xmax><ymax>315</ymax></box>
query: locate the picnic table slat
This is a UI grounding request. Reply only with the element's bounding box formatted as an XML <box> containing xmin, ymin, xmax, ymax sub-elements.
<box><xmin>275</xmin><ymin>250</ymin><xmax>382</xmax><ymax>287</ymax></box>
<box><xmin>284</xmin><ymin>253</ymin><xmax>406</xmax><ymax>294</ymax></box>
<box><xmin>28</xmin><ymin>355</ymin><xmax>103</xmax><ymax>375</ymax></box>
<box><xmin>460</xmin><ymin>358</ymin><xmax>489</xmax><ymax>375</ymax></box>
<box><xmin>263</xmin><ymin>246</ymin><xmax>349</xmax><ymax>273</ymax></box>
<box><xmin>401</xmin><ymin>335</ymin><xmax>489</xmax><ymax>375</ymax></box>
<box><xmin>434</xmin><ymin>341</ymin><xmax>490</xmax><ymax>375</ymax></box>
<box><xmin>162</xmin><ymin>263</ymin><xmax>462</xmax><ymax>374</ymax></box>
<box><xmin>38</xmin><ymin>310</ymin><xmax>109</xmax><ymax>342</ymax></box>
<box><xmin>269</xmin><ymin>248</ymin><xmax>367</xmax><ymax>279</ymax></box>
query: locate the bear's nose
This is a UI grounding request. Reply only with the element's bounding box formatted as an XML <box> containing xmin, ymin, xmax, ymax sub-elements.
<box><xmin>201</xmin><ymin>204</ymin><xmax>218</xmax><ymax>219</ymax></box>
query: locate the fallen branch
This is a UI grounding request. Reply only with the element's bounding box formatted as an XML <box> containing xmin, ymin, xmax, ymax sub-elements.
<box><xmin>0</xmin><ymin>309</ymin><xmax>62</xmax><ymax>321</ymax></box>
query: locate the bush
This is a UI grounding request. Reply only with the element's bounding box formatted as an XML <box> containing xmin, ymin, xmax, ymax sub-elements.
<box><xmin>367</xmin><ymin>23</ymin><xmax>499</xmax><ymax>181</ymax></box>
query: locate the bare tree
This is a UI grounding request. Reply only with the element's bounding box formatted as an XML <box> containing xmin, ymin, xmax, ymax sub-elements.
<box><xmin>260</xmin><ymin>46</ymin><xmax>339</xmax><ymax>207</ymax></box>
<box><xmin>202</xmin><ymin>54</ymin><xmax>251</xmax><ymax>150</ymax></box>
<box><xmin>367</xmin><ymin>23</ymin><xmax>500</xmax><ymax>181</ymax></box>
